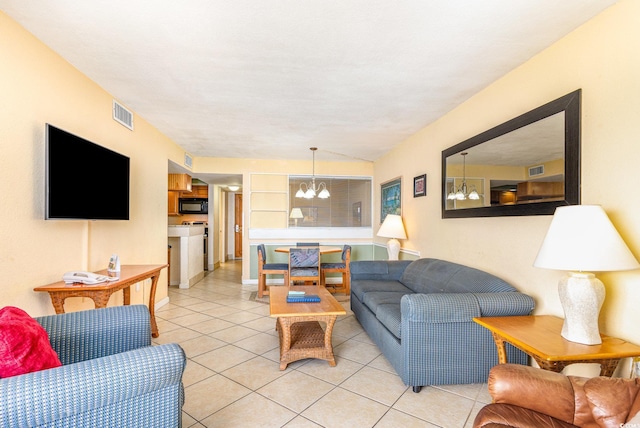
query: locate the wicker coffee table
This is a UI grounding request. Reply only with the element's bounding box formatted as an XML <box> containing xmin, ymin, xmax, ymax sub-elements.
<box><xmin>269</xmin><ymin>285</ymin><xmax>346</xmax><ymax>370</ymax></box>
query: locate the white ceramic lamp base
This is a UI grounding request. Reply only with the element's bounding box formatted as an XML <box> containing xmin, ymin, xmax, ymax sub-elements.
<box><xmin>386</xmin><ymin>238</ymin><xmax>401</xmax><ymax>261</ymax></box>
<box><xmin>558</xmin><ymin>272</ymin><xmax>605</xmax><ymax>345</ymax></box>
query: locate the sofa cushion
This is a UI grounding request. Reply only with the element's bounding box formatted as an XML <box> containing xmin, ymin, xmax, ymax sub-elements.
<box><xmin>362</xmin><ymin>291</ymin><xmax>409</xmax><ymax>314</ymax></box>
<box><xmin>0</xmin><ymin>306</ymin><xmax>62</xmax><ymax>378</ymax></box>
<box><xmin>351</xmin><ymin>279</ymin><xmax>413</xmax><ymax>302</ymax></box>
<box><xmin>400</xmin><ymin>258</ymin><xmax>516</xmax><ymax>294</ymax></box>
<box><xmin>375</xmin><ymin>304</ymin><xmax>402</xmax><ymax>339</ymax></box>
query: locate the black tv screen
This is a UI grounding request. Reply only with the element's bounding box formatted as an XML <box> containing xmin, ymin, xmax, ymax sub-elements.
<box><xmin>46</xmin><ymin>124</ymin><xmax>130</xmax><ymax>220</ymax></box>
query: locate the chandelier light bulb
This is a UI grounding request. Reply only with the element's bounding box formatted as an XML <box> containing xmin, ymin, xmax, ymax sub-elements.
<box><xmin>295</xmin><ymin>147</ymin><xmax>330</xmax><ymax>199</ymax></box>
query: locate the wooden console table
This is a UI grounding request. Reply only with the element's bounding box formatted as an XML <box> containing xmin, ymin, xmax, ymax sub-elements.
<box><xmin>34</xmin><ymin>264</ymin><xmax>167</xmax><ymax>338</ymax></box>
<box><xmin>474</xmin><ymin>315</ymin><xmax>640</xmax><ymax>376</ymax></box>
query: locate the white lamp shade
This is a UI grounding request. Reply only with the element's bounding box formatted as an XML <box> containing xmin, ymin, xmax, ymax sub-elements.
<box><xmin>377</xmin><ymin>214</ymin><xmax>407</xmax><ymax>240</ymax></box>
<box><xmin>534</xmin><ymin>205</ymin><xmax>639</xmax><ymax>272</ymax></box>
<box><xmin>289</xmin><ymin>208</ymin><xmax>304</xmax><ymax>219</ymax></box>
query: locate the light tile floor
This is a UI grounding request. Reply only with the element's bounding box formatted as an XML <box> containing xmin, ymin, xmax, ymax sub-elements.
<box><xmin>154</xmin><ymin>261</ymin><xmax>490</xmax><ymax>428</ymax></box>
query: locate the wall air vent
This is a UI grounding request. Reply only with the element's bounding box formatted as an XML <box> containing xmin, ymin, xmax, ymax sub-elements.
<box><xmin>113</xmin><ymin>100</ymin><xmax>134</xmax><ymax>130</ymax></box>
<box><xmin>529</xmin><ymin>165</ymin><xmax>544</xmax><ymax>177</ymax></box>
<box><xmin>184</xmin><ymin>153</ymin><xmax>193</xmax><ymax>169</ymax></box>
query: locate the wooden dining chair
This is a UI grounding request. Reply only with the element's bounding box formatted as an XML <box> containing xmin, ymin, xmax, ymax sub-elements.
<box><xmin>296</xmin><ymin>242</ymin><xmax>320</xmax><ymax>247</ymax></box>
<box><xmin>289</xmin><ymin>247</ymin><xmax>321</xmax><ymax>286</ymax></box>
<box><xmin>257</xmin><ymin>244</ymin><xmax>289</xmax><ymax>298</ymax></box>
<box><xmin>320</xmin><ymin>245</ymin><xmax>351</xmax><ymax>295</ymax></box>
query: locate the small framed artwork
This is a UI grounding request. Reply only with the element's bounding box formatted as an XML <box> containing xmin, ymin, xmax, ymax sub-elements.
<box><xmin>413</xmin><ymin>174</ymin><xmax>426</xmax><ymax>197</ymax></box>
<box><xmin>380</xmin><ymin>177</ymin><xmax>402</xmax><ymax>222</ymax></box>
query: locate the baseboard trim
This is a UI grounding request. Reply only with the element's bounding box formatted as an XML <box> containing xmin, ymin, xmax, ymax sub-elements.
<box><xmin>156</xmin><ymin>296</ymin><xmax>170</xmax><ymax>309</ymax></box>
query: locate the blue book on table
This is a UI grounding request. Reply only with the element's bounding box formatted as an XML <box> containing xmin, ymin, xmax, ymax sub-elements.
<box><xmin>286</xmin><ymin>294</ymin><xmax>321</xmax><ymax>303</ymax></box>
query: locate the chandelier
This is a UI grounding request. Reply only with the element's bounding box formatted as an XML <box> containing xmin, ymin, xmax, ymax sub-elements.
<box><xmin>447</xmin><ymin>152</ymin><xmax>480</xmax><ymax>201</ymax></box>
<box><xmin>295</xmin><ymin>147</ymin><xmax>330</xmax><ymax>199</ymax></box>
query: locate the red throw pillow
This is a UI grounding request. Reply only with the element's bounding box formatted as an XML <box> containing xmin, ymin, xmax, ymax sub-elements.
<box><xmin>0</xmin><ymin>306</ymin><xmax>62</xmax><ymax>378</ymax></box>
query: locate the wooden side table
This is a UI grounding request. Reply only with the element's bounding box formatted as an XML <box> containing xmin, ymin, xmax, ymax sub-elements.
<box><xmin>34</xmin><ymin>264</ymin><xmax>167</xmax><ymax>338</ymax></box>
<box><xmin>474</xmin><ymin>315</ymin><xmax>640</xmax><ymax>376</ymax></box>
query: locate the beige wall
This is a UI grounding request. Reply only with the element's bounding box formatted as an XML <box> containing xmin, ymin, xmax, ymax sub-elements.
<box><xmin>374</xmin><ymin>0</ymin><xmax>640</xmax><ymax>375</ymax></box>
<box><xmin>0</xmin><ymin>11</ymin><xmax>183</xmax><ymax>316</ymax></box>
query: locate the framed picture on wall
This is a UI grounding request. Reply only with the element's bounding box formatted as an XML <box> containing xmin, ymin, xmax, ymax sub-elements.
<box><xmin>380</xmin><ymin>177</ymin><xmax>402</xmax><ymax>222</ymax></box>
<box><xmin>413</xmin><ymin>174</ymin><xmax>426</xmax><ymax>197</ymax></box>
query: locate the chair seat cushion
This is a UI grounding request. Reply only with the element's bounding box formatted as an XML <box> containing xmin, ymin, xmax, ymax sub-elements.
<box><xmin>321</xmin><ymin>262</ymin><xmax>346</xmax><ymax>270</ymax></box>
<box><xmin>0</xmin><ymin>306</ymin><xmax>62</xmax><ymax>378</ymax></box>
<box><xmin>263</xmin><ymin>263</ymin><xmax>288</xmax><ymax>271</ymax></box>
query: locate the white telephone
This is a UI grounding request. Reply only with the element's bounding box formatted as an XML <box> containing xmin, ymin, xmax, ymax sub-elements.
<box><xmin>62</xmin><ymin>271</ymin><xmax>110</xmax><ymax>285</ymax></box>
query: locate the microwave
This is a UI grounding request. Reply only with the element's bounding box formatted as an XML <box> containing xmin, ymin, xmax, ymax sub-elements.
<box><xmin>179</xmin><ymin>198</ymin><xmax>208</xmax><ymax>214</ymax></box>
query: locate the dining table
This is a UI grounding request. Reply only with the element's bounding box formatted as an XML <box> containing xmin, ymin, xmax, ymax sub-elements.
<box><xmin>274</xmin><ymin>246</ymin><xmax>342</xmax><ymax>255</ymax></box>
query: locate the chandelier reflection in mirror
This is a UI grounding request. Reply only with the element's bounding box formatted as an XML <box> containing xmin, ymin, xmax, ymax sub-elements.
<box><xmin>447</xmin><ymin>152</ymin><xmax>480</xmax><ymax>201</ymax></box>
<box><xmin>295</xmin><ymin>147</ymin><xmax>330</xmax><ymax>199</ymax></box>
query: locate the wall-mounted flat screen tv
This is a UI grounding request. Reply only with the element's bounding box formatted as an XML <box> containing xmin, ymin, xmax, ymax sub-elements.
<box><xmin>46</xmin><ymin>124</ymin><xmax>130</xmax><ymax>220</ymax></box>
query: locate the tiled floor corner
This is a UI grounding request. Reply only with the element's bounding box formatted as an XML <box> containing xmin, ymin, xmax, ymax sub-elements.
<box><xmin>154</xmin><ymin>261</ymin><xmax>490</xmax><ymax>427</ymax></box>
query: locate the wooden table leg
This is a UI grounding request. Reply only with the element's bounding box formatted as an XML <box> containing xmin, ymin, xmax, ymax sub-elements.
<box><xmin>49</xmin><ymin>293</ymin><xmax>66</xmax><ymax>314</ymax></box>
<box><xmin>324</xmin><ymin>315</ymin><xmax>338</xmax><ymax>367</ymax></box>
<box><xmin>599</xmin><ymin>359</ymin><xmax>620</xmax><ymax>376</ymax></box>
<box><xmin>148</xmin><ymin>273</ymin><xmax>160</xmax><ymax>338</ymax></box>
<box><xmin>123</xmin><ymin>287</ymin><xmax>131</xmax><ymax>305</ymax></box>
<box><xmin>492</xmin><ymin>332</ymin><xmax>508</xmax><ymax>364</ymax></box>
<box><xmin>278</xmin><ymin>317</ymin><xmax>292</xmax><ymax>370</ymax></box>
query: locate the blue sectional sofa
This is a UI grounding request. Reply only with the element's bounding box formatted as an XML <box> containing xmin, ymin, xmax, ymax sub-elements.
<box><xmin>350</xmin><ymin>258</ymin><xmax>535</xmax><ymax>392</ymax></box>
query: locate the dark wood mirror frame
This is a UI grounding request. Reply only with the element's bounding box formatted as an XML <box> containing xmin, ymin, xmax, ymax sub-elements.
<box><xmin>442</xmin><ymin>89</ymin><xmax>581</xmax><ymax>218</ymax></box>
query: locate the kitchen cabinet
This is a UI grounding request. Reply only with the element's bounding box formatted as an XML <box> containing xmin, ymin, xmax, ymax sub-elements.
<box><xmin>182</xmin><ymin>185</ymin><xmax>208</xmax><ymax>198</ymax></box>
<box><xmin>193</xmin><ymin>185</ymin><xmax>208</xmax><ymax>197</ymax></box>
<box><xmin>168</xmin><ymin>191</ymin><xmax>180</xmax><ymax>216</ymax></box>
<box><xmin>516</xmin><ymin>181</ymin><xmax>564</xmax><ymax>201</ymax></box>
<box><xmin>168</xmin><ymin>173</ymin><xmax>192</xmax><ymax>192</ymax></box>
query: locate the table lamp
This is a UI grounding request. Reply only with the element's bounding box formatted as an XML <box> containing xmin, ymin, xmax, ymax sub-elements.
<box><xmin>290</xmin><ymin>208</ymin><xmax>304</xmax><ymax>227</ymax></box>
<box><xmin>377</xmin><ymin>214</ymin><xmax>407</xmax><ymax>260</ymax></box>
<box><xmin>534</xmin><ymin>205</ymin><xmax>639</xmax><ymax>345</ymax></box>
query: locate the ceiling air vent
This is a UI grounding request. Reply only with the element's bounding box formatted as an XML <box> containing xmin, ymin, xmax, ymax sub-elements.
<box><xmin>184</xmin><ymin>153</ymin><xmax>193</xmax><ymax>169</ymax></box>
<box><xmin>529</xmin><ymin>165</ymin><xmax>544</xmax><ymax>177</ymax></box>
<box><xmin>113</xmin><ymin>100</ymin><xmax>133</xmax><ymax>130</ymax></box>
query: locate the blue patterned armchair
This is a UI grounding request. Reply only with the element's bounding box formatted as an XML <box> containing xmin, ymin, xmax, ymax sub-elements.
<box><xmin>0</xmin><ymin>305</ymin><xmax>185</xmax><ymax>427</ymax></box>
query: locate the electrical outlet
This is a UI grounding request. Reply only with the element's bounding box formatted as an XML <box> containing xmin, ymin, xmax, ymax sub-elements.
<box><xmin>136</xmin><ymin>283</ymin><xmax>140</xmax><ymax>292</ymax></box>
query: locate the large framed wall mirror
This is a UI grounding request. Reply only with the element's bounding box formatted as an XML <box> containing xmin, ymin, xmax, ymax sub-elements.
<box><xmin>442</xmin><ymin>89</ymin><xmax>581</xmax><ymax>218</ymax></box>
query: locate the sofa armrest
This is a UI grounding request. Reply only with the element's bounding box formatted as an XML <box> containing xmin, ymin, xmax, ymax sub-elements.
<box><xmin>350</xmin><ymin>260</ymin><xmax>412</xmax><ymax>281</ymax></box>
<box><xmin>401</xmin><ymin>292</ymin><xmax>534</xmax><ymax>323</ymax></box>
<box><xmin>474</xmin><ymin>293</ymin><xmax>535</xmax><ymax>317</ymax></box>
<box><xmin>0</xmin><ymin>343</ymin><xmax>185</xmax><ymax>428</ymax></box>
<box><xmin>36</xmin><ymin>305</ymin><xmax>152</xmax><ymax>365</ymax></box>
<box><xmin>488</xmin><ymin>364</ymin><xmax>578</xmax><ymax>425</ymax></box>
<box><xmin>402</xmin><ymin>293</ymin><xmax>481</xmax><ymax>322</ymax></box>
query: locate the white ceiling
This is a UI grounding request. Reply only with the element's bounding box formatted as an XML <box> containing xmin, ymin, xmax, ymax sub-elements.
<box><xmin>3</xmin><ymin>1</ymin><xmax>616</xmax><ymax>166</ymax></box>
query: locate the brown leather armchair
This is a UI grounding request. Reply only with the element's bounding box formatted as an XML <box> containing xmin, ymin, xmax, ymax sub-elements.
<box><xmin>474</xmin><ymin>364</ymin><xmax>640</xmax><ymax>428</ymax></box>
